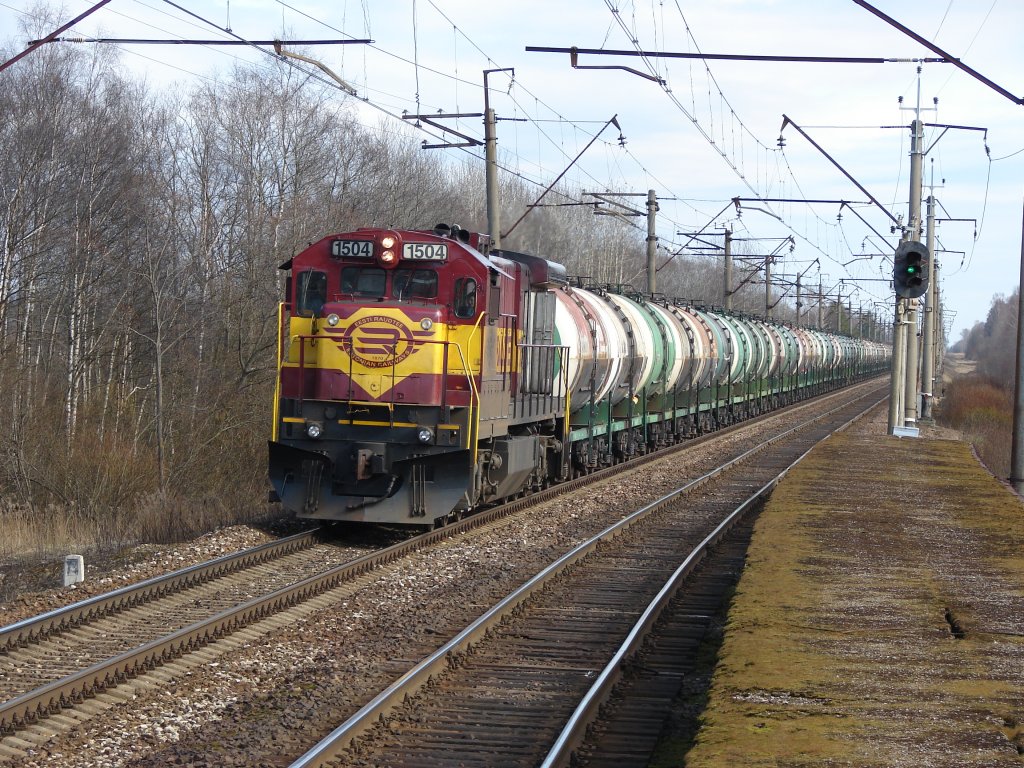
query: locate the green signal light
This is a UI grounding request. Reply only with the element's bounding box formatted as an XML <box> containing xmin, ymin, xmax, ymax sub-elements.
<box><xmin>906</xmin><ymin>266</ymin><xmax>918</xmax><ymax>274</ymax></box>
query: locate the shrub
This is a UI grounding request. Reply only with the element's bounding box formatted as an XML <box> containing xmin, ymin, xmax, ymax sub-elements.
<box><xmin>936</xmin><ymin>375</ymin><xmax>1012</xmax><ymax>477</ymax></box>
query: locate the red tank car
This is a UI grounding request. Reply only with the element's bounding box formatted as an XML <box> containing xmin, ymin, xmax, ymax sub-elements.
<box><xmin>269</xmin><ymin>224</ymin><xmax>570</xmax><ymax>526</ymax></box>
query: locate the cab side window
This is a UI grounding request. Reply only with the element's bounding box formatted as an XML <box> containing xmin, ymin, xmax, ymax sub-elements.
<box><xmin>296</xmin><ymin>270</ymin><xmax>327</xmax><ymax>317</ymax></box>
<box><xmin>453</xmin><ymin>278</ymin><xmax>477</xmax><ymax>318</ymax></box>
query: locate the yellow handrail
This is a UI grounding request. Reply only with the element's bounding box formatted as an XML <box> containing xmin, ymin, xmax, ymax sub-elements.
<box><xmin>272</xmin><ymin>302</ymin><xmax>285</xmax><ymax>441</ymax></box>
<box><xmin>461</xmin><ymin>312</ymin><xmax>486</xmax><ymax>477</ymax></box>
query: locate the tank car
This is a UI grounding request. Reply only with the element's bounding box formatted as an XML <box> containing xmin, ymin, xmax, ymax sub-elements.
<box><xmin>268</xmin><ymin>223</ymin><xmax>889</xmax><ymax>527</ymax></box>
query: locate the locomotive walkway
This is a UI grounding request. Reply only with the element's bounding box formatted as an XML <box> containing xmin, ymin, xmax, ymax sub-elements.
<box><xmin>684</xmin><ymin>409</ymin><xmax>1024</xmax><ymax>767</ymax></box>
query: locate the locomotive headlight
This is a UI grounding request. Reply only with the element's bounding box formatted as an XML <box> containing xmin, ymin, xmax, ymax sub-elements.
<box><xmin>420</xmin><ymin>318</ymin><xmax>433</xmax><ymax>331</ymax></box>
<box><xmin>326</xmin><ymin>313</ymin><xmax>340</xmax><ymax>327</ymax></box>
<box><xmin>378</xmin><ymin>233</ymin><xmax>400</xmax><ymax>267</ymax></box>
<box><xmin>416</xmin><ymin>427</ymin><xmax>434</xmax><ymax>444</ymax></box>
<box><xmin>306</xmin><ymin>422</ymin><xmax>323</xmax><ymax>439</ymax></box>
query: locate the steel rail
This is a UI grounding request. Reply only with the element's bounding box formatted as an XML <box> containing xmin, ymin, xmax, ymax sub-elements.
<box><xmin>0</xmin><ymin>529</ymin><xmax>320</xmax><ymax>653</ymax></box>
<box><xmin>539</xmin><ymin>395</ymin><xmax>885</xmax><ymax>767</ymax></box>
<box><xmin>289</xmin><ymin>387</ymin><xmax>886</xmax><ymax>767</ymax></box>
<box><xmin>0</xmin><ymin>377</ymin><xmax>883</xmax><ymax>737</ymax></box>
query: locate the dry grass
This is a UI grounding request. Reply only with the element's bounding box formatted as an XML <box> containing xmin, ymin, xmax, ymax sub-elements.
<box><xmin>685</xmin><ymin>431</ymin><xmax>1024</xmax><ymax>768</ymax></box>
<box><xmin>935</xmin><ymin>374</ymin><xmax>1012</xmax><ymax>477</ymax></box>
<box><xmin>0</xmin><ymin>502</ymin><xmax>101</xmax><ymax>563</ymax></box>
<box><xmin>0</xmin><ymin>493</ymin><xmax>275</xmax><ymax>567</ymax></box>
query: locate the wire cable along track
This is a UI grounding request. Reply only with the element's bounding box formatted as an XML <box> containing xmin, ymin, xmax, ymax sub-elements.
<box><xmin>291</xmin><ymin>386</ymin><xmax>886</xmax><ymax>767</ymax></box>
<box><xmin>0</xmin><ymin>380</ymin><xmax>883</xmax><ymax>752</ymax></box>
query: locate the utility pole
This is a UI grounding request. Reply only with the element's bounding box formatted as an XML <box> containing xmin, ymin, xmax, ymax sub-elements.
<box><xmin>1012</xmin><ymin>200</ymin><xmax>1024</xmax><ymax>492</ymax></box>
<box><xmin>646</xmin><ymin>189</ymin><xmax>658</xmax><ymax>294</ymax></box>
<box><xmin>484</xmin><ymin>68</ymin><xmax>514</xmax><ymax>249</ymax></box>
<box><xmin>888</xmin><ymin>301</ymin><xmax>908</xmax><ymax>433</ymax></box>
<box><xmin>933</xmin><ymin>259</ymin><xmax>942</xmax><ymax>378</ymax></box>
<box><xmin>889</xmin><ymin>74</ymin><xmax>927</xmax><ymax>435</ymax></box>
<box><xmin>920</xmin><ymin>192</ymin><xmax>937</xmax><ymax>420</ymax></box>
<box><xmin>903</xmin><ymin>115</ymin><xmax>925</xmax><ymax>427</ymax></box>
<box><xmin>817</xmin><ymin>277</ymin><xmax>823</xmax><ymax>329</ymax></box>
<box><xmin>795</xmin><ymin>272</ymin><xmax>802</xmax><ymax>325</ymax></box>
<box><xmin>723</xmin><ymin>228</ymin><xmax>734</xmax><ymax>311</ymax></box>
<box><xmin>835</xmin><ymin>283</ymin><xmax>843</xmax><ymax>332</ymax></box>
<box><xmin>764</xmin><ymin>254</ymin><xmax>772</xmax><ymax>318</ymax></box>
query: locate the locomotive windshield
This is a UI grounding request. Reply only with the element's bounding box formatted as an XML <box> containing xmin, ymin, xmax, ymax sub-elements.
<box><xmin>341</xmin><ymin>266</ymin><xmax>386</xmax><ymax>298</ymax></box>
<box><xmin>392</xmin><ymin>269</ymin><xmax>438</xmax><ymax>300</ymax></box>
<box><xmin>339</xmin><ymin>266</ymin><xmax>438</xmax><ymax>301</ymax></box>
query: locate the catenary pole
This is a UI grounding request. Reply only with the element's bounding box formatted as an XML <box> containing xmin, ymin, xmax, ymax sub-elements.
<box><xmin>723</xmin><ymin>229</ymin><xmax>733</xmax><ymax>311</ymax></box>
<box><xmin>646</xmin><ymin>189</ymin><xmax>658</xmax><ymax>293</ymax></box>
<box><xmin>921</xmin><ymin>193</ymin><xmax>937</xmax><ymax>419</ymax></box>
<box><xmin>484</xmin><ymin>68</ymin><xmax>513</xmax><ymax>249</ymax></box>
<box><xmin>795</xmin><ymin>273</ymin><xmax>802</xmax><ymax>325</ymax></box>
<box><xmin>888</xmin><ymin>301</ymin><xmax>907</xmax><ymax>432</ymax></box>
<box><xmin>817</xmin><ymin>278</ymin><xmax>823</xmax><ymax>329</ymax></box>
<box><xmin>903</xmin><ymin>116</ymin><xmax>924</xmax><ymax>427</ymax></box>
<box><xmin>1011</xmin><ymin>200</ymin><xmax>1024</xmax><ymax>492</ymax></box>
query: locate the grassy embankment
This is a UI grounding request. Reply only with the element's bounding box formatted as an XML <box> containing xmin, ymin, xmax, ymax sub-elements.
<box><xmin>935</xmin><ymin>353</ymin><xmax>1012</xmax><ymax>477</ymax></box>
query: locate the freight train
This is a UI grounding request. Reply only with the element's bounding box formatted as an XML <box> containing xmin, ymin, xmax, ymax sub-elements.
<box><xmin>269</xmin><ymin>223</ymin><xmax>889</xmax><ymax>527</ymax></box>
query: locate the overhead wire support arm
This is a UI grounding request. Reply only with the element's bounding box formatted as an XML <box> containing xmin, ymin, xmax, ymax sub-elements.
<box><xmin>657</xmin><ymin>200</ymin><xmax>736</xmax><ymax>273</ymax></box>
<box><xmin>584</xmin><ymin>193</ymin><xmax>645</xmax><ymax>217</ymax></box>
<box><xmin>502</xmin><ymin>115</ymin><xmax>625</xmax><ymax>240</ymax></box>
<box><xmin>525</xmin><ymin>45</ymin><xmax>948</xmax><ymax>66</ymax></box>
<box><xmin>401</xmin><ymin>112</ymin><xmax>484</xmax><ymax>149</ymax></box>
<box><xmin>152</xmin><ymin>2</ymin><xmax>368</xmax><ymax>101</ymax></box>
<box><xmin>563</xmin><ymin>46</ymin><xmax>664</xmax><ymax>84</ymax></box>
<box><xmin>32</xmin><ymin>37</ymin><xmax>373</xmax><ymax>46</ymax></box>
<box><xmin>274</xmin><ymin>41</ymin><xmax>360</xmax><ymax>96</ymax></box>
<box><xmin>729</xmin><ymin>195</ymin><xmax>894</xmax><ymax>245</ymax></box>
<box><xmin>779</xmin><ymin>116</ymin><xmax>902</xmax><ymax>228</ymax></box>
<box><xmin>850</xmin><ymin>0</ymin><xmax>1024</xmax><ymax>105</ymax></box>
<box><xmin>840</xmin><ymin>202</ymin><xmax>898</xmax><ymax>245</ymax></box>
<box><xmin>921</xmin><ymin>123</ymin><xmax>988</xmax><ymax>156</ymax></box>
<box><xmin>0</xmin><ymin>0</ymin><xmax>112</xmax><ymax>73</ymax></box>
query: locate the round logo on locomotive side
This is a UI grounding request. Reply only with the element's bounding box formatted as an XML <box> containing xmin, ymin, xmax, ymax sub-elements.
<box><xmin>341</xmin><ymin>315</ymin><xmax>416</xmax><ymax>369</ymax></box>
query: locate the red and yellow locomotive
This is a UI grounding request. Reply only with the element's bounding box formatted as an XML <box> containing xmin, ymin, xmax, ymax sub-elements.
<box><xmin>269</xmin><ymin>223</ymin><xmax>569</xmax><ymax>526</ymax></box>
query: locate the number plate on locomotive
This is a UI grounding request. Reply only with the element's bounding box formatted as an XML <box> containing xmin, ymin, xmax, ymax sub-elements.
<box><xmin>402</xmin><ymin>243</ymin><xmax>448</xmax><ymax>261</ymax></box>
<box><xmin>331</xmin><ymin>239</ymin><xmax>373</xmax><ymax>258</ymax></box>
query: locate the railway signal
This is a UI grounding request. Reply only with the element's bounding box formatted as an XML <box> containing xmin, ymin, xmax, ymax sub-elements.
<box><xmin>893</xmin><ymin>240</ymin><xmax>929</xmax><ymax>299</ymax></box>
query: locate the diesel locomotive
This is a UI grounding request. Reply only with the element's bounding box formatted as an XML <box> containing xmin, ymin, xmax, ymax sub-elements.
<box><xmin>269</xmin><ymin>223</ymin><xmax>889</xmax><ymax>527</ymax></box>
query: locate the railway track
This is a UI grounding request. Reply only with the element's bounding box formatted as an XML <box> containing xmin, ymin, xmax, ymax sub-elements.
<box><xmin>571</xmin><ymin>514</ymin><xmax>757</xmax><ymax>767</ymax></box>
<box><xmin>0</xmin><ymin>379</ymin><xmax>884</xmax><ymax>761</ymax></box>
<box><xmin>290</xmin><ymin>387</ymin><xmax>885</xmax><ymax>767</ymax></box>
<box><xmin>0</xmin><ymin>530</ymin><xmax>346</xmax><ymax>727</ymax></box>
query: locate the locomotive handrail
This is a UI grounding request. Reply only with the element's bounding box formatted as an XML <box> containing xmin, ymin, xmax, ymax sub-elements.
<box><xmin>464</xmin><ymin>311</ymin><xmax>486</xmax><ymax>475</ymax></box>
<box><xmin>272</xmin><ymin>302</ymin><xmax>286</xmax><ymax>441</ymax></box>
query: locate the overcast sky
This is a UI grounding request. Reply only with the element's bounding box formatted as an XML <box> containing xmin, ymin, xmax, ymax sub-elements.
<box><xmin>3</xmin><ymin>0</ymin><xmax>1022</xmax><ymax>341</ymax></box>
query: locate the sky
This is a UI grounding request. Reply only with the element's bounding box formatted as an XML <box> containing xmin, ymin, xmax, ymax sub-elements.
<box><xmin>2</xmin><ymin>0</ymin><xmax>1022</xmax><ymax>343</ymax></box>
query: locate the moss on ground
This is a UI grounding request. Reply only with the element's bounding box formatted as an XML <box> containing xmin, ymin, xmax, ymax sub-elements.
<box><xmin>683</xmin><ymin>429</ymin><xmax>1024</xmax><ymax>767</ymax></box>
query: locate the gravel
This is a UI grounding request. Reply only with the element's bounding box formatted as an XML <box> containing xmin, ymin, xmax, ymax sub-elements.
<box><xmin>5</xmin><ymin>388</ymin><xmax>877</xmax><ymax>767</ymax></box>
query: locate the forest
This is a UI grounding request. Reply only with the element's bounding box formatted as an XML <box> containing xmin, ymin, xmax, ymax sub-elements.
<box><xmin>1</xmin><ymin>19</ymin><xmax>828</xmax><ymax>559</ymax></box>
